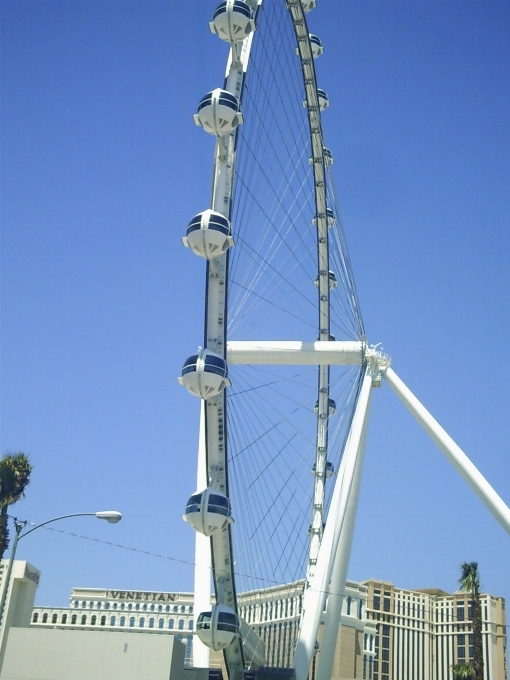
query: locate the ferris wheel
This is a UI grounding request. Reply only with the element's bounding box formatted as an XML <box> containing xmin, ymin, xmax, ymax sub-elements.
<box><xmin>177</xmin><ymin>3</ymin><xmax>510</xmax><ymax>680</ymax></box>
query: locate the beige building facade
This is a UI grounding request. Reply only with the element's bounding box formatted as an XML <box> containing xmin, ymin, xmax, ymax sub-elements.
<box><xmin>362</xmin><ymin>579</ymin><xmax>507</xmax><ymax>680</ymax></box>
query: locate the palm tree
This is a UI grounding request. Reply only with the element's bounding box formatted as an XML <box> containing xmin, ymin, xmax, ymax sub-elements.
<box><xmin>459</xmin><ymin>562</ymin><xmax>484</xmax><ymax>680</ymax></box>
<box><xmin>0</xmin><ymin>452</ymin><xmax>33</xmax><ymax>561</ymax></box>
<box><xmin>452</xmin><ymin>663</ymin><xmax>475</xmax><ymax>680</ymax></box>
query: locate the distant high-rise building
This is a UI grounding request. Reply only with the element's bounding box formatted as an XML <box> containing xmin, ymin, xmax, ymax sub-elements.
<box><xmin>362</xmin><ymin>579</ymin><xmax>507</xmax><ymax>680</ymax></box>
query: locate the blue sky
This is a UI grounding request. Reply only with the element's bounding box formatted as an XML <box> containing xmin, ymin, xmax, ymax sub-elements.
<box><xmin>1</xmin><ymin>0</ymin><xmax>509</xmax><ymax>617</ymax></box>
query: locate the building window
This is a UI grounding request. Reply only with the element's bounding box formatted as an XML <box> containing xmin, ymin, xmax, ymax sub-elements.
<box><xmin>62</xmin><ymin>614</ymin><xmax>67</xmax><ymax>624</ymax></box>
<box><xmin>71</xmin><ymin>615</ymin><xmax>77</xmax><ymax>624</ymax></box>
<box><xmin>457</xmin><ymin>603</ymin><xmax>465</xmax><ymax>621</ymax></box>
<box><xmin>347</xmin><ymin>597</ymin><xmax>352</xmax><ymax>615</ymax></box>
<box><xmin>105</xmin><ymin>602</ymin><xmax>110</xmax><ymax>609</ymax></box>
<box><xmin>188</xmin><ymin>620</ymin><xmax>193</xmax><ymax>630</ymax></box>
<box><xmin>149</xmin><ymin>618</ymin><xmax>155</xmax><ymax>628</ymax></box>
<box><xmin>32</xmin><ymin>613</ymin><xmax>39</xmax><ymax>623</ymax></box>
<box><xmin>139</xmin><ymin>617</ymin><xmax>145</xmax><ymax>628</ymax></box>
<box><xmin>169</xmin><ymin>619</ymin><xmax>174</xmax><ymax>629</ymax></box>
<box><xmin>113</xmin><ymin>603</ymin><xmax>118</xmax><ymax>610</ymax></box>
<box><xmin>181</xmin><ymin>606</ymin><xmax>186</xmax><ymax>614</ymax></box>
<box><xmin>158</xmin><ymin>605</ymin><xmax>162</xmax><ymax>612</ymax></box>
<box><xmin>128</xmin><ymin>603</ymin><xmax>132</xmax><ymax>611</ymax></box>
<box><xmin>173</xmin><ymin>605</ymin><xmax>178</xmax><ymax>613</ymax></box>
<box><xmin>143</xmin><ymin>604</ymin><xmax>147</xmax><ymax>611</ymax></box>
<box><xmin>178</xmin><ymin>619</ymin><xmax>184</xmax><ymax>630</ymax></box>
<box><xmin>110</xmin><ymin>616</ymin><xmax>116</xmax><ymax>626</ymax></box>
<box><xmin>150</xmin><ymin>604</ymin><xmax>155</xmax><ymax>612</ymax></box>
<box><xmin>81</xmin><ymin>615</ymin><xmax>87</xmax><ymax>625</ymax></box>
<box><xmin>120</xmin><ymin>616</ymin><xmax>126</xmax><ymax>627</ymax></box>
<box><xmin>73</xmin><ymin>601</ymin><xmax>78</xmax><ymax>608</ymax></box>
<box><xmin>96</xmin><ymin>602</ymin><xmax>101</xmax><ymax>609</ymax></box>
<box><xmin>120</xmin><ymin>603</ymin><xmax>125</xmax><ymax>610</ymax></box>
<box><xmin>159</xmin><ymin>618</ymin><xmax>164</xmax><ymax>629</ymax></box>
<box><xmin>373</xmin><ymin>595</ymin><xmax>380</xmax><ymax>611</ymax></box>
<box><xmin>51</xmin><ymin>613</ymin><xmax>58</xmax><ymax>624</ymax></box>
<box><xmin>166</xmin><ymin>605</ymin><xmax>170</xmax><ymax>613</ymax></box>
<box><xmin>189</xmin><ymin>606</ymin><xmax>193</xmax><ymax>613</ymax></box>
<box><xmin>383</xmin><ymin>596</ymin><xmax>390</xmax><ymax>613</ymax></box>
<box><xmin>81</xmin><ymin>601</ymin><xmax>86</xmax><ymax>608</ymax></box>
<box><xmin>91</xmin><ymin>615</ymin><xmax>97</xmax><ymax>625</ymax></box>
<box><xmin>129</xmin><ymin>617</ymin><xmax>135</xmax><ymax>628</ymax></box>
<box><xmin>42</xmin><ymin>613</ymin><xmax>48</xmax><ymax>623</ymax></box>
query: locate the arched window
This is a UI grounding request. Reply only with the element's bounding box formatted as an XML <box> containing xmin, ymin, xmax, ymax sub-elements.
<box><xmin>32</xmin><ymin>613</ymin><xmax>39</xmax><ymax>623</ymax></box>
<box><xmin>73</xmin><ymin>601</ymin><xmax>78</xmax><ymax>608</ymax></box>
<box><xmin>71</xmin><ymin>615</ymin><xmax>77</xmax><ymax>625</ymax></box>
<box><xmin>169</xmin><ymin>619</ymin><xmax>174</xmax><ymax>629</ymax></box>
<box><xmin>178</xmin><ymin>619</ymin><xmax>184</xmax><ymax>630</ymax></box>
<box><xmin>135</xmin><ymin>604</ymin><xmax>140</xmax><ymax>611</ymax></box>
<box><xmin>51</xmin><ymin>613</ymin><xmax>58</xmax><ymax>624</ymax></box>
<box><xmin>105</xmin><ymin>602</ymin><xmax>110</xmax><ymax>610</ymax></box>
<box><xmin>166</xmin><ymin>605</ymin><xmax>170</xmax><ymax>612</ymax></box>
<box><xmin>100</xmin><ymin>616</ymin><xmax>106</xmax><ymax>626</ymax></box>
<box><xmin>158</xmin><ymin>618</ymin><xmax>164</xmax><ymax>629</ymax></box>
<box><xmin>120</xmin><ymin>616</ymin><xmax>126</xmax><ymax>627</ymax></box>
<box><xmin>120</xmin><ymin>603</ymin><xmax>125</xmax><ymax>610</ymax></box>
<box><xmin>113</xmin><ymin>603</ymin><xmax>118</xmax><ymax>610</ymax></box>
<box><xmin>181</xmin><ymin>605</ymin><xmax>186</xmax><ymax>614</ymax></box>
<box><xmin>129</xmin><ymin>617</ymin><xmax>135</xmax><ymax>628</ymax></box>
<box><xmin>173</xmin><ymin>605</ymin><xmax>178</xmax><ymax>613</ymax></box>
<box><xmin>91</xmin><ymin>615</ymin><xmax>97</xmax><ymax>625</ymax></box>
<box><xmin>143</xmin><ymin>604</ymin><xmax>147</xmax><ymax>611</ymax></box>
<box><xmin>81</xmin><ymin>601</ymin><xmax>86</xmax><ymax>608</ymax></box>
<box><xmin>189</xmin><ymin>606</ymin><xmax>193</xmax><ymax>613</ymax></box>
<box><xmin>150</xmin><ymin>604</ymin><xmax>155</xmax><ymax>612</ymax></box>
<box><xmin>139</xmin><ymin>617</ymin><xmax>145</xmax><ymax>628</ymax></box>
<box><xmin>97</xmin><ymin>602</ymin><xmax>102</xmax><ymax>609</ymax></box>
<box><xmin>62</xmin><ymin>614</ymin><xmax>67</xmax><ymax>624</ymax></box>
<box><xmin>110</xmin><ymin>616</ymin><xmax>116</xmax><ymax>626</ymax></box>
<box><xmin>149</xmin><ymin>618</ymin><xmax>155</xmax><ymax>628</ymax></box>
<box><xmin>188</xmin><ymin>620</ymin><xmax>193</xmax><ymax>630</ymax></box>
<box><xmin>158</xmin><ymin>605</ymin><xmax>162</xmax><ymax>612</ymax></box>
<box><xmin>81</xmin><ymin>615</ymin><xmax>87</xmax><ymax>625</ymax></box>
<box><xmin>128</xmin><ymin>603</ymin><xmax>133</xmax><ymax>611</ymax></box>
<box><xmin>42</xmin><ymin>613</ymin><xmax>48</xmax><ymax>623</ymax></box>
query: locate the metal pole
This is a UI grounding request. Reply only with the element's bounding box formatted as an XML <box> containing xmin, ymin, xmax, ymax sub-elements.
<box><xmin>0</xmin><ymin>520</ymin><xmax>25</xmax><ymax>631</ymax></box>
<box><xmin>384</xmin><ymin>366</ymin><xmax>510</xmax><ymax>535</ymax></box>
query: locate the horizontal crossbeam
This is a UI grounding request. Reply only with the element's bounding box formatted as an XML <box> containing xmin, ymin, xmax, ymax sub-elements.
<box><xmin>226</xmin><ymin>341</ymin><xmax>363</xmax><ymax>365</ymax></box>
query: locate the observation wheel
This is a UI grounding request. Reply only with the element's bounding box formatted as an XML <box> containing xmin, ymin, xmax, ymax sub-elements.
<box><xmin>180</xmin><ymin>1</ymin><xmax>365</xmax><ymax>677</ymax></box>
<box><xmin>178</xmin><ymin>3</ymin><xmax>510</xmax><ymax>680</ymax></box>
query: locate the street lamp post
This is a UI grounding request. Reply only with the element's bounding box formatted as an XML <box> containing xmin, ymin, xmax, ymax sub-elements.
<box><xmin>0</xmin><ymin>511</ymin><xmax>122</xmax><ymax>632</ymax></box>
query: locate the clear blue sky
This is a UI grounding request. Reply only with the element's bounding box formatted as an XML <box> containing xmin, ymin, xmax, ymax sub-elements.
<box><xmin>1</xmin><ymin>0</ymin><xmax>509</xmax><ymax>615</ymax></box>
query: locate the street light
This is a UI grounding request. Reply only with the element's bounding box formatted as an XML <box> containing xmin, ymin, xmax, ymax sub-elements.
<box><xmin>0</xmin><ymin>510</ymin><xmax>122</xmax><ymax>631</ymax></box>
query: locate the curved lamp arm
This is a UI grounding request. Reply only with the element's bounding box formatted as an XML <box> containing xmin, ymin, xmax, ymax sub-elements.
<box><xmin>20</xmin><ymin>511</ymin><xmax>122</xmax><ymax>539</ymax></box>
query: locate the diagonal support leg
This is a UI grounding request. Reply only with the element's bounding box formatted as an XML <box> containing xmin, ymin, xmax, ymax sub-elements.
<box><xmin>384</xmin><ymin>367</ymin><xmax>510</xmax><ymax>535</ymax></box>
<box><xmin>316</xmin><ymin>384</ymin><xmax>373</xmax><ymax>680</ymax></box>
<box><xmin>294</xmin><ymin>368</ymin><xmax>373</xmax><ymax>680</ymax></box>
